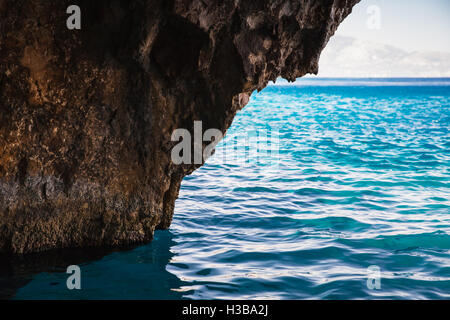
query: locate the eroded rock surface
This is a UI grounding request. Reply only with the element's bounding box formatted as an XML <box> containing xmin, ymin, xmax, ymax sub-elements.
<box><xmin>0</xmin><ymin>0</ymin><xmax>359</xmax><ymax>253</ymax></box>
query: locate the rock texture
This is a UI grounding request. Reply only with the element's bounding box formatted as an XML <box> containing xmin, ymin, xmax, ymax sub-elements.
<box><xmin>0</xmin><ymin>0</ymin><xmax>359</xmax><ymax>253</ymax></box>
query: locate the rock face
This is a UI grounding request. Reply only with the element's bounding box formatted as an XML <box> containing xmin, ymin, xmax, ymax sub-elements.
<box><xmin>0</xmin><ymin>0</ymin><xmax>359</xmax><ymax>253</ymax></box>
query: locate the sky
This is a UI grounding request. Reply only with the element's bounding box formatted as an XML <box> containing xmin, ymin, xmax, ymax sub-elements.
<box><xmin>315</xmin><ymin>35</ymin><xmax>450</xmax><ymax>77</ymax></box>
<box><xmin>335</xmin><ymin>0</ymin><xmax>450</xmax><ymax>53</ymax></box>
<box><xmin>301</xmin><ymin>0</ymin><xmax>450</xmax><ymax>77</ymax></box>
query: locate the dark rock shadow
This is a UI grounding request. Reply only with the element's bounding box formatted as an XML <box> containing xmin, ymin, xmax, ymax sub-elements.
<box><xmin>0</xmin><ymin>230</ymin><xmax>189</xmax><ymax>299</ymax></box>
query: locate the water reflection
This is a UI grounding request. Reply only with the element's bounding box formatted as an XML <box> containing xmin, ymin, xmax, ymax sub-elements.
<box><xmin>0</xmin><ymin>231</ymin><xmax>188</xmax><ymax>299</ymax></box>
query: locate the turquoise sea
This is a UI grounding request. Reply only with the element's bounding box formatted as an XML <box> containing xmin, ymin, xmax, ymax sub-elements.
<box><xmin>4</xmin><ymin>78</ymin><xmax>450</xmax><ymax>299</ymax></box>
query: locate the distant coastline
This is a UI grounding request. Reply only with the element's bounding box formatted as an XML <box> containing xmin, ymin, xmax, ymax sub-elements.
<box><xmin>270</xmin><ymin>77</ymin><xmax>450</xmax><ymax>87</ymax></box>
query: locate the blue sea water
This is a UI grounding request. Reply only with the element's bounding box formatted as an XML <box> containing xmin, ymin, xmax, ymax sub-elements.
<box><xmin>11</xmin><ymin>78</ymin><xmax>450</xmax><ymax>299</ymax></box>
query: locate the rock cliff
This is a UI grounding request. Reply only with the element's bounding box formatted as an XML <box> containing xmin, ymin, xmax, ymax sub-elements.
<box><xmin>0</xmin><ymin>0</ymin><xmax>359</xmax><ymax>253</ymax></box>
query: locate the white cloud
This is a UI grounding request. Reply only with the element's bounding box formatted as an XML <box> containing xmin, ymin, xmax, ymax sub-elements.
<box><xmin>312</xmin><ymin>35</ymin><xmax>450</xmax><ymax>78</ymax></box>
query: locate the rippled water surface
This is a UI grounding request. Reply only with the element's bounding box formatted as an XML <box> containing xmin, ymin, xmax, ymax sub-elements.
<box><xmin>9</xmin><ymin>78</ymin><xmax>450</xmax><ymax>299</ymax></box>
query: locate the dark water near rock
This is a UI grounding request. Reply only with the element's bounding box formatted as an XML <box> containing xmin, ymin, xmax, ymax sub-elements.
<box><xmin>3</xmin><ymin>78</ymin><xmax>450</xmax><ymax>299</ymax></box>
